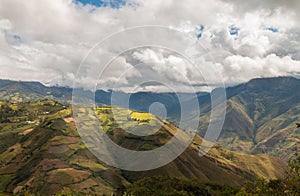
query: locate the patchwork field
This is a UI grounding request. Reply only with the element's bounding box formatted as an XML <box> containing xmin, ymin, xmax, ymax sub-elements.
<box><xmin>0</xmin><ymin>100</ymin><xmax>289</xmax><ymax>195</ymax></box>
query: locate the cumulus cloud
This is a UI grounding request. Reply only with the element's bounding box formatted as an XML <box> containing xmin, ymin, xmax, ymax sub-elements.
<box><xmin>0</xmin><ymin>0</ymin><xmax>299</xmax><ymax>91</ymax></box>
<box><xmin>222</xmin><ymin>54</ymin><xmax>300</xmax><ymax>83</ymax></box>
<box><xmin>132</xmin><ymin>48</ymin><xmax>193</xmax><ymax>84</ymax></box>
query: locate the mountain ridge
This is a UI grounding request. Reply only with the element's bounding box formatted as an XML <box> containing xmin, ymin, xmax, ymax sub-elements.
<box><xmin>0</xmin><ymin>100</ymin><xmax>287</xmax><ymax>195</ymax></box>
<box><xmin>198</xmin><ymin>76</ymin><xmax>300</xmax><ymax>160</ymax></box>
<box><xmin>0</xmin><ymin>76</ymin><xmax>299</xmax><ymax>160</ymax></box>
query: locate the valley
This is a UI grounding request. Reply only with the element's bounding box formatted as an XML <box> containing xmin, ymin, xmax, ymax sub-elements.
<box><xmin>0</xmin><ymin>100</ymin><xmax>288</xmax><ymax>195</ymax></box>
<box><xmin>1</xmin><ymin>77</ymin><xmax>299</xmax><ymax>159</ymax></box>
<box><xmin>0</xmin><ymin>76</ymin><xmax>299</xmax><ymax>195</ymax></box>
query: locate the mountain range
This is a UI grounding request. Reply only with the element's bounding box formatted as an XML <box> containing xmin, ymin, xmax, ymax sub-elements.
<box><xmin>198</xmin><ymin>77</ymin><xmax>300</xmax><ymax>160</ymax></box>
<box><xmin>0</xmin><ymin>77</ymin><xmax>299</xmax><ymax>160</ymax></box>
<box><xmin>0</xmin><ymin>100</ymin><xmax>286</xmax><ymax>195</ymax></box>
<box><xmin>0</xmin><ymin>76</ymin><xmax>299</xmax><ymax>195</ymax></box>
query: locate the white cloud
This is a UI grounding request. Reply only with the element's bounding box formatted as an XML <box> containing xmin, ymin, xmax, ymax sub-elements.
<box><xmin>0</xmin><ymin>0</ymin><xmax>299</xmax><ymax>91</ymax></box>
<box><xmin>0</xmin><ymin>19</ymin><xmax>12</xmax><ymax>31</ymax></box>
<box><xmin>222</xmin><ymin>54</ymin><xmax>300</xmax><ymax>83</ymax></box>
<box><xmin>132</xmin><ymin>48</ymin><xmax>191</xmax><ymax>83</ymax></box>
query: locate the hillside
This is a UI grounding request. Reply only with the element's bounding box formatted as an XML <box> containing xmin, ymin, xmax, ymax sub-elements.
<box><xmin>198</xmin><ymin>77</ymin><xmax>300</xmax><ymax>160</ymax></box>
<box><xmin>0</xmin><ymin>100</ymin><xmax>286</xmax><ymax>195</ymax></box>
<box><xmin>0</xmin><ymin>77</ymin><xmax>299</xmax><ymax>161</ymax></box>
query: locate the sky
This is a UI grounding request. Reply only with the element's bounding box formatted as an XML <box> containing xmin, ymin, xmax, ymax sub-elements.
<box><xmin>0</xmin><ymin>0</ymin><xmax>300</xmax><ymax>92</ymax></box>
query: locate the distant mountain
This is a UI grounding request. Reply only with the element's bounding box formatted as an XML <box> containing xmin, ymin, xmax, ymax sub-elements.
<box><xmin>0</xmin><ymin>79</ymin><xmax>207</xmax><ymax>117</ymax></box>
<box><xmin>0</xmin><ymin>101</ymin><xmax>286</xmax><ymax>195</ymax></box>
<box><xmin>198</xmin><ymin>77</ymin><xmax>300</xmax><ymax>160</ymax></box>
<box><xmin>0</xmin><ymin>77</ymin><xmax>299</xmax><ymax>160</ymax></box>
<box><xmin>0</xmin><ymin>79</ymin><xmax>72</xmax><ymax>104</ymax></box>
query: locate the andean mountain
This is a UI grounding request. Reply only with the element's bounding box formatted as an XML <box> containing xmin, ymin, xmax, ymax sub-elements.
<box><xmin>0</xmin><ymin>100</ymin><xmax>286</xmax><ymax>195</ymax></box>
<box><xmin>0</xmin><ymin>77</ymin><xmax>299</xmax><ymax>160</ymax></box>
<box><xmin>197</xmin><ymin>77</ymin><xmax>300</xmax><ymax>160</ymax></box>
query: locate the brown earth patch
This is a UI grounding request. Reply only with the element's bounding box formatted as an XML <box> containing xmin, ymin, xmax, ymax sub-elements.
<box><xmin>36</xmin><ymin>159</ymin><xmax>69</xmax><ymax>172</ymax></box>
<box><xmin>64</xmin><ymin>117</ymin><xmax>74</xmax><ymax>123</ymax></box>
<box><xmin>13</xmin><ymin>185</ymin><xmax>23</xmax><ymax>194</ymax></box>
<box><xmin>69</xmin><ymin>178</ymin><xmax>114</xmax><ymax>195</ymax></box>
<box><xmin>19</xmin><ymin>128</ymin><xmax>34</xmax><ymax>135</ymax></box>
<box><xmin>47</xmin><ymin>168</ymin><xmax>91</xmax><ymax>185</ymax></box>
<box><xmin>0</xmin><ymin>163</ymin><xmax>21</xmax><ymax>174</ymax></box>
<box><xmin>50</xmin><ymin>136</ymin><xmax>78</xmax><ymax>146</ymax></box>
<box><xmin>48</xmin><ymin>145</ymin><xmax>70</xmax><ymax>154</ymax></box>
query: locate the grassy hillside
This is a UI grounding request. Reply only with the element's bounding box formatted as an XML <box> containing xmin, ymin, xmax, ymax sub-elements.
<box><xmin>0</xmin><ymin>101</ymin><xmax>287</xmax><ymax>195</ymax></box>
<box><xmin>198</xmin><ymin>77</ymin><xmax>300</xmax><ymax>160</ymax></box>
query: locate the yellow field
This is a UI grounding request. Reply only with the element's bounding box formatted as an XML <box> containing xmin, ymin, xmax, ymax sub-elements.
<box><xmin>130</xmin><ymin>112</ymin><xmax>151</xmax><ymax>121</ymax></box>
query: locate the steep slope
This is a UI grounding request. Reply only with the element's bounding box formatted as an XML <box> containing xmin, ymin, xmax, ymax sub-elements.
<box><xmin>0</xmin><ymin>101</ymin><xmax>286</xmax><ymax>195</ymax></box>
<box><xmin>0</xmin><ymin>101</ymin><xmax>129</xmax><ymax>195</ymax></box>
<box><xmin>198</xmin><ymin>77</ymin><xmax>300</xmax><ymax>160</ymax></box>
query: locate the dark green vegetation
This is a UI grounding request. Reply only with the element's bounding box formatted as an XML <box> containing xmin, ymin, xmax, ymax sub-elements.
<box><xmin>124</xmin><ymin>176</ymin><xmax>239</xmax><ymax>195</ymax></box>
<box><xmin>234</xmin><ymin>152</ymin><xmax>300</xmax><ymax>195</ymax></box>
<box><xmin>0</xmin><ymin>101</ymin><xmax>288</xmax><ymax>195</ymax></box>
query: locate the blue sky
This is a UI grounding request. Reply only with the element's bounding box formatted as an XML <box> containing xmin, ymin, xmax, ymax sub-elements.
<box><xmin>74</xmin><ymin>0</ymin><xmax>126</xmax><ymax>8</ymax></box>
<box><xmin>265</xmin><ymin>27</ymin><xmax>279</xmax><ymax>33</ymax></box>
<box><xmin>229</xmin><ymin>26</ymin><xmax>239</xmax><ymax>35</ymax></box>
